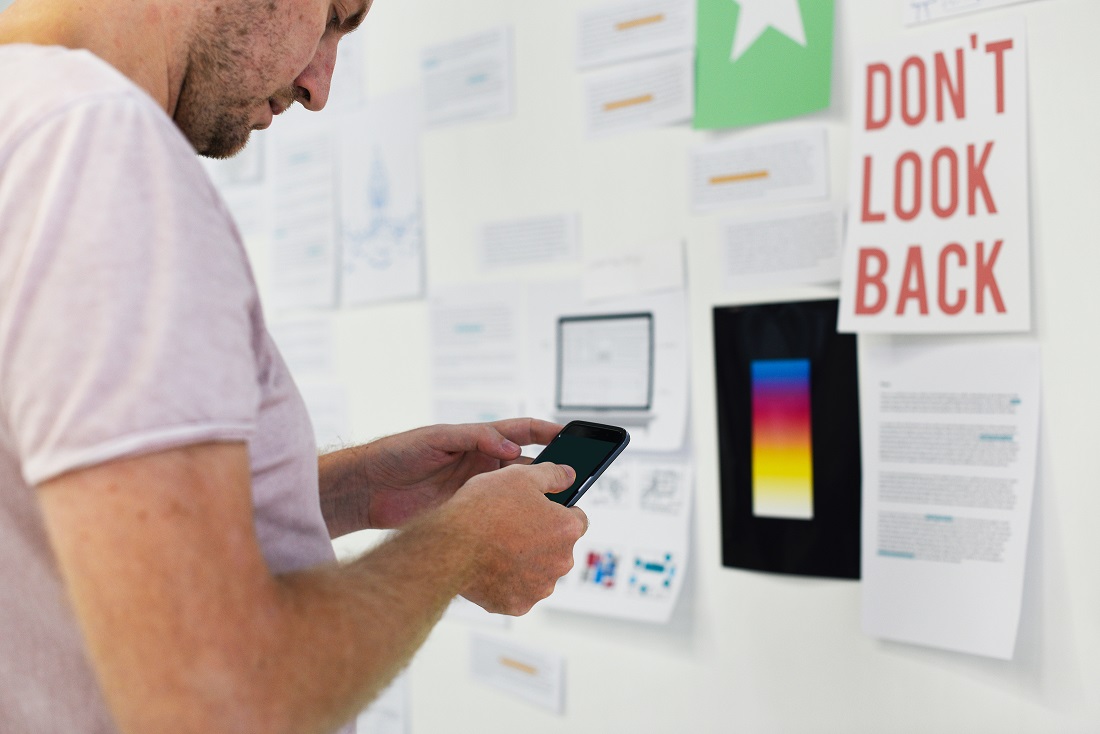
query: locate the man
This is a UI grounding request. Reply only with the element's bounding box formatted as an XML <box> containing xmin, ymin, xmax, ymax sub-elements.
<box><xmin>0</xmin><ymin>0</ymin><xmax>588</xmax><ymax>732</ymax></box>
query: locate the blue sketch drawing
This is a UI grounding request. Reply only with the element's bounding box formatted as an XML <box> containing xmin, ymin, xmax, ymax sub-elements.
<box><xmin>343</xmin><ymin>148</ymin><xmax>422</xmax><ymax>275</ymax></box>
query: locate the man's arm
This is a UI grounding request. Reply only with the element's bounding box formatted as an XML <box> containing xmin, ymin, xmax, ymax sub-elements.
<box><xmin>317</xmin><ymin>419</ymin><xmax>561</xmax><ymax>537</ymax></box>
<box><xmin>38</xmin><ymin>441</ymin><xmax>583</xmax><ymax>734</ymax></box>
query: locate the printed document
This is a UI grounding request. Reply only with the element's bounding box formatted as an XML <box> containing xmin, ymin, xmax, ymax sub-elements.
<box><xmin>860</xmin><ymin>337</ymin><xmax>1041</xmax><ymax>659</ymax></box>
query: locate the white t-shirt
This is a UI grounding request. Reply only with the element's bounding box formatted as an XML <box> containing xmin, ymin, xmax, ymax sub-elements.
<box><xmin>0</xmin><ymin>45</ymin><xmax>336</xmax><ymax>731</ymax></box>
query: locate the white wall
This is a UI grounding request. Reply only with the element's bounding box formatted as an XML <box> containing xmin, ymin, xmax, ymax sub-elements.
<box><xmin>254</xmin><ymin>0</ymin><xmax>1100</xmax><ymax>731</ymax></box>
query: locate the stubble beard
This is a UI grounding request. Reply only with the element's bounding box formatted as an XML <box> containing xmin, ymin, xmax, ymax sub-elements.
<box><xmin>176</xmin><ymin>5</ymin><xmax>273</xmax><ymax>159</ymax></box>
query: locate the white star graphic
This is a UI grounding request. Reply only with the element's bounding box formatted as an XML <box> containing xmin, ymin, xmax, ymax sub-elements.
<box><xmin>729</xmin><ymin>0</ymin><xmax>808</xmax><ymax>63</ymax></box>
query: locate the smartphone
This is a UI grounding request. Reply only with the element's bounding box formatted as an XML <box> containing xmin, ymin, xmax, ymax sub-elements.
<box><xmin>531</xmin><ymin>420</ymin><xmax>630</xmax><ymax>507</ymax></box>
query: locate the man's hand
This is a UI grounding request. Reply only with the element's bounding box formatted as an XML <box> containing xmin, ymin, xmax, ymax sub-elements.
<box><xmin>319</xmin><ymin>418</ymin><xmax>562</xmax><ymax>536</ymax></box>
<box><xmin>431</xmin><ymin>460</ymin><xmax>589</xmax><ymax>615</ymax></box>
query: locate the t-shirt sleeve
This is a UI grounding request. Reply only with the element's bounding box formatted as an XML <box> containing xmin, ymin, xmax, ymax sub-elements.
<box><xmin>0</xmin><ymin>93</ymin><xmax>263</xmax><ymax>486</ymax></box>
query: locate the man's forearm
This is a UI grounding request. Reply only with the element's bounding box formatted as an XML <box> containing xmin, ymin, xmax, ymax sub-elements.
<box><xmin>259</xmin><ymin>505</ymin><xmax>477</xmax><ymax>733</ymax></box>
<box><xmin>318</xmin><ymin>444</ymin><xmax>373</xmax><ymax>537</ymax></box>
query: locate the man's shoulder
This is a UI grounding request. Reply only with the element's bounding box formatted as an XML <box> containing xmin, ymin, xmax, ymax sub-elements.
<box><xmin>0</xmin><ymin>44</ymin><xmax>162</xmax><ymax>148</ymax></box>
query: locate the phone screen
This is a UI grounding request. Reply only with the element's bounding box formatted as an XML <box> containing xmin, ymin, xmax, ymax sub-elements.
<box><xmin>533</xmin><ymin>423</ymin><xmax>628</xmax><ymax>506</ymax></box>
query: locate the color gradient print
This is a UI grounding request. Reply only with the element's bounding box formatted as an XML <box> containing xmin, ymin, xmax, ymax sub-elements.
<box><xmin>751</xmin><ymin>359</ymin><xmax>814</xmax><ymax>519</ymax></box>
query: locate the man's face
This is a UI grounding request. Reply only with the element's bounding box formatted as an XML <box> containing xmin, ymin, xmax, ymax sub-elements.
<box><xmin>177</xmin><ymin>0</ymin><xmax>369</xmax><ymax>158</ymax></box>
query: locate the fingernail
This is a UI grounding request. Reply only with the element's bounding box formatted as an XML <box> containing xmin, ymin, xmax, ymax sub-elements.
<box><xmin>502</xmin><ymin>439</ymin><xmax>520</xmax><ymax>454</ymax></box>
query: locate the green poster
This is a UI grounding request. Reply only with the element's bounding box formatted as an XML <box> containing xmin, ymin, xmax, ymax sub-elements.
<box><xmin>695</xmin><ymin>0</ymin><xmax>835</xmax><ymax>129</ymax></box>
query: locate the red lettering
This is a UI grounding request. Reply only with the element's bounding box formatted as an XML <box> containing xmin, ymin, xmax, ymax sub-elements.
<box><xmin>968</xmin><ymin>142</ymin><xmax>997</xmax><ymax>215</ymax></box>
<box><xmin>901</xmin><ymin>57</ymin><xmax>927</xmax><ymax>126</ymax></box>
<box><xmin>856</xmin><ymin>248</ymin><xmax>889</xmax><ymax>315</ymax></box>
<box><xmin>931</xmin><ymin>147</ymin><xmax>959</xmax><ymax>219</ymax></box>
<box><xmin>895</xmin><ymin>152</ymin><xmax>922</xmax><ymax>221</ymax></box>
<box><xmin>935</xmin><ymin>49</ymin><xmax>966</xmax><ymax>122</ymax></box>
<box><xmin>896</xmin><ymin>246</ymin><xmax>930</xmax><ymax>315</ymax></box>
<box><xmin>866</xmin><ymin>63</ymin><xmax>892</xmax><ymax>130</ymax></box>
<box><xmin>937</xmin><ymin>244</ymin><xmax>967</xmax><ymax>314</ymax></box>
<box><xmin>985</xmin><ymin>39</ymin><xmax>1015</xmax><ymax>114</ymax></box>
<box><xmin>975</xmin><ymin>239</ymin><xmax>1006</xmax><ymax>313</ymax></box>
<box><xmin>861</xmin><ymin>156</ymin><xmax>886</xmax><ymax>223</ymax></box>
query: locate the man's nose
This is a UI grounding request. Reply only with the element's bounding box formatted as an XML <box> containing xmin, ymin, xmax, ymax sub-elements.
<box><xmin>294</xmin><ymin>38</ymin><xmax>337</xmax><ymax>112</ymax></box>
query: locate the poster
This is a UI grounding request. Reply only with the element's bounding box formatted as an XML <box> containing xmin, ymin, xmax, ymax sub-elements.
<box><xmin>695</xmin><ymin>0</ymin><xmax>835</xmax><ymax>129</ymax></box>
<box><xmin>838</xmin><ymin>19</ymin><xmax>1030</xmax><ymax>333</ymax></box>
<box><xmin>713</xmin><ymin>300</ymin><xmax>861</xmax><ymax>579</ymax></box>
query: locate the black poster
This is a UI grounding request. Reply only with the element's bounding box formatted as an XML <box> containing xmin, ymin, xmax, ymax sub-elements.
<box><xmin>713</xmin><ymin>300</ymin><xmax>861</xmax><ymax>579</ymax></box>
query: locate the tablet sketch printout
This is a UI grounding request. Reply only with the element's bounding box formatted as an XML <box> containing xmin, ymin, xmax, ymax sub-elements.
<box><xmin>557</xmin><ymin>313</ymin><xmax>654</xmax><ymax>411</ymax></box>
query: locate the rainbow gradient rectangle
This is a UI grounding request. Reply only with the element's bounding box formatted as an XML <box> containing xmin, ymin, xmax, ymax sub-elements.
<box><xmin>751</xmin><ymin>359</ymin><xmax>814</xmax><ymax>520</ymax></box>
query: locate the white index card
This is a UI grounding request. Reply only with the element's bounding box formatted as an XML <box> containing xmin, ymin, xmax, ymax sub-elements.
<box><xmin>422</xmin><ymin>27</ymin><xmax>513</xmax><ymax>128</ymax></box>
<box><xmin>585</xmin><ymin>51</ymin><xmax>694</xmax><ymax>137</ymax></box>
<box><xmin>470</xmin><ymin>634</ymin><xmax>565</xmax><ymax>714</ymax></box>
<box><xmin>577</xmin><ymin>0</ymin><xmax>696</xmax><ymax>69</ymax></box>
<box><xmin>480</xmin><ymin>213</ymin><xmax>580</xmax><ymax>269</ymax></box>
<box><xmin>690</xmin><ymin>127</ymin><xmax>829</xmax><ymax>212</ymax></box>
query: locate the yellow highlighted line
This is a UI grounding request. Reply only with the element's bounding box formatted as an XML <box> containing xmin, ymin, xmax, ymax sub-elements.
<box><xmin>709</xmin><ymin>170</ymin><xmax>770</xmax><ymax>185</ymax></box>
<box><xmin>499</xmin><ymin>657</ymin><xmax>539</xmax><ymax>676</ymax></box>
<box><xmin>616</xmin><ymin>13</ymin><xmax>665</xmax><ymax>31</ymax></box>
<box><xmin>603</xmin><ymin>93</ymin><xmax>654</xmax><ymax>112</ymax></box>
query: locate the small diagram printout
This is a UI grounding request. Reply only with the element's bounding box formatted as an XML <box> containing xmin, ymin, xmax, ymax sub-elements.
<box><xmin>542</xmin><ymin>459</ymin><xmax>693</xmax><ymax>624</ymax></box>
<box><xmin>338</xmin><ymin>89</ymin><xmax>425</xmax><ymax>306</ymax></box>
<box><xmin>860</xmin><ymin>337</ymin><xmax>1041</xmax><ymax>659</ymax></box>
<box><xmin>526</xmin><ymin>284</ymin><xmax>690</xmax><ymax>453</ymax></box>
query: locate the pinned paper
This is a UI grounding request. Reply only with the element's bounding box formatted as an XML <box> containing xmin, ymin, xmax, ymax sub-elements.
<box><xmin>696</xmin><ymin>0</ymin><xmax>835</xmax><ymax>128</ymax></box>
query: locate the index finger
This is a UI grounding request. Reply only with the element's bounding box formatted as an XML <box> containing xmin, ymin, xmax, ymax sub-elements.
<box><xmin>489</xmin><ymin>417</ymin><xmax>563</xmax><ymax>448</ymax></box>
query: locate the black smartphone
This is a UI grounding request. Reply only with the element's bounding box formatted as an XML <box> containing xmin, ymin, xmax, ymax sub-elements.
<box><xmin>531</xmin><ymin>420</ymin><xmax>630</xmax><ymax>507</ymax></box>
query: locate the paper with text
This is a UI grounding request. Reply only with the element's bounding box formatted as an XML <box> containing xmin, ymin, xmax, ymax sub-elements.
<box><xmin>904</xmin><ymin>0</ymin><xmax>1040</xmax><ymax>26</ymax></box>
<box><xmin>721</xmin><ymin>203</ymin><xmax>845</xmax><ymax>291</ymax></box>
<box><xmin>470</xmin><ymin>634</ymin><xmax>565</xmax><ymax>713</ymax></box>
<box><xmin>577</xmin><ymin>0</ymin><xmax>695</xmax><ymax>69</ymax></box>
<box><xmin>584</xmin><ymin>51</ymin><xmax>695</xmax><ymax>137</ymax></box>
<box><xmin>691</xmin><ymin>127</ymin><xmax>829</xmax><ymax>212</ymax></box>
<box><xmin>267</xmin><ymin>121</ymin><xmax>338</xmax><ymax>311</ymax></box>
<box><xmin>583</xmin><ymin>239</ymin><xmax>685</xmax><ymax>302</ymax></box>
<box><xmin>480</xmin><ymin>213</ymin><xmax>580</xmax><ymax>269</ymax></box>
<box><xmin>860</xmin><ymin>337</ymin><xmax>1040</xmax><ymax>659</ymax></box>
<box><xmin>422</xmin><ymin>27</ymin><xmax>513</xmax><ymax>128</ymax></box>
<box><xmin>429</xmin><ymin>284</ymin><xmax>529</xmax><ymax>432</ymax></box>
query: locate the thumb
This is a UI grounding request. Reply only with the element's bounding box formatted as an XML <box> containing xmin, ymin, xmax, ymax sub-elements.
<box><xmin>535</xmin><ymin>462</ymin><xmax>576</xmax><ymax>493</ymax></box>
